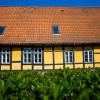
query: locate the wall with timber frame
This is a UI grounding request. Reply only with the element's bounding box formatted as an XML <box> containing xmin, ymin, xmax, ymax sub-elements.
<box><xmin>0</xmin><ymin>44</ymin><xmax>100</xmax><ymax>71</ymax></box>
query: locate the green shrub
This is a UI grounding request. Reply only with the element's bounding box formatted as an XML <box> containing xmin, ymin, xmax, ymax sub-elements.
<box><xmin>0</xmin><ymin>68</ymin><xmax>100</xmax><ymax>100</ymax></box>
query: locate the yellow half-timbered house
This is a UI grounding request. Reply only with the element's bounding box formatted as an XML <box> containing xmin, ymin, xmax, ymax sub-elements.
<box><xmin>0</xmin><ymin>7</ymin><xmax>100</xmax><ymax>70</ymax></box>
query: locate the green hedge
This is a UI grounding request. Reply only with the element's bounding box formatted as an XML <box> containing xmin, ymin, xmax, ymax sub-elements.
<box><xmin>0</xmin><ymin>68</ymin><xmax>100</xmax><ymax>100</ymax></box>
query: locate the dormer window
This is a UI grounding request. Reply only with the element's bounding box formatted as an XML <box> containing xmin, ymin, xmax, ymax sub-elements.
<box><xmin>0</xmin><ymin>26</ymin><xmax>5</xmax><ymax>35</ymax></box>
<box><xmin>52</xmin><ymin>25</ymin><xmax>60</xmax><ymax>35</ymax></box>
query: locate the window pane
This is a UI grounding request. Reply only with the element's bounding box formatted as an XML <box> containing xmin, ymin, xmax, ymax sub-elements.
<box><xmin>89</xmin><ymin>54</ymin><xmax>92</xmax><ymax>59</ymax></box>
<box><xmin>70</xmin><ymin>52</ymin><xmax>73</xmax><ymax>63</ymax></box>
<box><xmin>3</xmin><ymin>59</ymin><xmax>5</xmax><ymax>63</ymax></box>
<box><xmin>85</xmin><ymin>52</ymin><xmax>88</xmax><ymax>55</ymax></box>
<box><xmin>7</xmin><ymin>59</ymin><xmax>10</xmax><ymax>63</ymax></box>
<box><xmin>3</xmin><ymin>54</ymin><xmax>5</xmax><ymax>59</ymax></box>
<box><xmin>24</xmin><ymin>58</ymin><xmax>27</xmax><ymax>63</ymax></box>
<box><xmin>23</xmin><ymin>48</ymin><xmax>27</xmax><ymax>52</ymax></box>
<box><xmin>0</xmin><ymin>26</ymin><xmax>5</xmax><ymax>35</ymax></box>
<box><xmin>89</xmin><ymin>51</ymin><xmax>92</xmax><ymax>55</ymax></box>
<box><xmin>7</xmin><ymin>54</ymin><xmax>9</xmax><ymax>59</ymax></box>
<box><xmin>28</xmin><ymin>54</ymin><xmax>31</xmax><ymax>59</ymax></box>
<box><xmin>66</xmin><ymin>52</ymin><xmax>68</xmax><ymax>63</ymax></box>
<box><xmin>35</xmin><ymin>49</ymin><xmax>37</xmax><ymax>52</ymax></box>
<box><xmin>84</xmin><ymin>51</ymin><xmax>88</xmax><ymax>62</ymax></box>
<box><xmin>24</xmin><ymin>54</ymin><xmax>26</xmax><ymax>59</ymax></box>
<box><xmin>39</xmin><ymin>54</ymin><xmax>41</xmax><ymax>59</ymax></box>
<box><xmin>28</xmin><ymin>48</ymin><xmax>31</xmax><ymax>52</ymax></box>
<box><xmin>28</xmin><ymin>58</ymin><xmax>31</xmax><ymax>63</ymax></box>
<box><xmin>70</xmin><ymin>56</ymin><xmax>73</xmax><ymax>62</ymax></box>
<box><xmin>35</xmin><ymin>59</ymin><xmax>37</xmax><ymax>63</ymax></box>
<box><xmin>90</xmin><ymin>58</ymin><xmax>93</xmax><ymax>62</ymax></box>
<box><xmin>89</xmin><ymin>51</ymin><xmax>93</xmax><ymax>62</ymax></box>
<box><xmin>35</xmin><ymin>54</ymin><xmax>37</xmax><ymax>59</ymax></box>
<box><xmin>28</xmin><ymin>54</ymin><xmax>32</xmax><ymax>63</ymax></box>
<box><xmin>85</xmin><ymin>54</ymin><xmax>88</xmax><ymax>59</ymax></box>
<box><xmin>53</xmin><ymin>25</ymin><xmax>59</xmax><ymax>34</ymax></box>
<box><xmin>39</xmin><ymin>49</ymin><xmax>42</xmax><ymax>52</ymax></box>
<box><xmin>39</xmin><ymin>59</ymin><xmax>41</xmax><ymax>63</ymax></box>
<box><xmin>85</xmin><ymin>58</ymin><xmax>88</xmax><ymax>62</ymax></box>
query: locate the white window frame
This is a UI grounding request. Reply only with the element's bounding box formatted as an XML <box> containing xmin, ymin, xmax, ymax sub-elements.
<box><xmin>84</xmin><ymin>50</ymin><xmax>93</xmax><ymax>63</ymax></box>
<box><xmin>23</xmin><ymin>48</ymin><xmax>32</xmax><ymax>64</ymax></box>
<box><xmin>34</xmin><ymin>48</ymin><xmax>42</xmax><ymax>64</ymax></box>
<box><xmin>1</xmin><ymin>48</ymin><xmax>10</xmax><ymax>64</ymax></box>
<box><xmin>64</xmin><ymin>51</ymin><xmax>73</xmax><ymax>63</ymax></box>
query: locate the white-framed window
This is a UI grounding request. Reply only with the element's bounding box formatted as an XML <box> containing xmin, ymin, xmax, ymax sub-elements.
<box><xmin>23</xmin><ymin>48</ymin><xmax>32</xmax><ymax>64</ymax></box>
<box><xmin>84</xmin><ymin>50</ymin><xmax>93</xmax><ymax>63</ymax></box>
<box><xmin>52</xmin><ymin>25</ymin><xmax>60</xmax><ymax>35</ymax></box>
<box><xmin>34</xmin><ymin>48</ymin><xmax>42</xmax><ymax>64</ymax></box>
<box><xmin>64</xmin><ymin>51</ymin><xmax>73</xmax><ymax>63</ymax></box>
<box><xmin>1</xmin><ymin>48</ymin><xmax>10</xmax><ymax>64</ymax></box>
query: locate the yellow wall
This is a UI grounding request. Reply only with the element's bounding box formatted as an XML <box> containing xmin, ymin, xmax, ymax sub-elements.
<box><xmin>85</xmin><ymin>64</ymin><xmax>93</xmax><ymax>68</ymax></box>
<box><xmin>55</xmin><ymin>65</ymin><xmax>63</xmax><ymax>69</ymax></box>
<box><xmin>1</xmin><ymin>65</ymin><xmax>10</xmax><ymax>70</ymax></box>
<box><xmin>94</xmin><ymin>46</ymin><xmax>100</xmax><ymax>53</ymax></box>
<box><xmin>12</xmin><ymin>47</ymin><xmax>21</xmax><ymax>70</ymax></box>
<box><xmin>94</xmin><ymin>46</ymin><xmax>100</xmax><ymax>68</ymax></box>
<box><xmin>95</xmin><ymin>64</ymin><xmax>100</xmax><ymax>68</ymax></box>
<box><xmin>54</xmin><ymin>47</ymin><xmax>63</xmax><ymax>64</ymax></box>
<box><xmin>1</xmin><ymin>45</ymin><xmax>100</xmax><ymax>70</ymax></box>
<box><xmin>94</xmin><ymin>54</ymin><xmax>100</xmax><ymax>62</ymax></box>
<box><xmin>34</xmin><ymin>65</ymin><xmax>42</xmax><ymax>70</ymax></box>
<box><xmin>65</xmin><ymin>64</ymin><xmax>73</xmax><ymax>68</ymax></box>
<box><xmin>23</xmin><ymin>65</ymin><xmax>32</xmax><ymax>70</ymax></box>
<box><xmin>12</xmin><ymin>47</ymin><xmax>21</xmax><ymax>61</ymax></box>
<box><xmin>12</xmin><ymin>63</ymin><xmax>21</xmax><ymax>70</ymax></box>
<box><xmin>75</xmin><ymin>64</ymin><xmax>83</xmax><ymax>68</ymax></box>
<box><xmin>44</xmin><ymin>65</ymin><xmax>53</xmax><ymax>70</ymax></box>
<box><xmin>74</xmin><ymin>47</ymin><xmax>83</xmax><ymax>63</ymax></box>
<box><xmin>54</xmin><ymin>52</ymin><xmax>63</xmax><ymax>64</ymax></box>
<box><xmin>44</xmin><ymin>52</ymin><xmax>53</xmax><ymax>64</ymax></box>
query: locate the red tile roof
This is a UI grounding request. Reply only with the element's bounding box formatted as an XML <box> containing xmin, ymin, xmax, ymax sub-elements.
<box><xmin>0</xmin><ymin>7</ymin><xmax>100</xmax><ymax>45</ymax></box>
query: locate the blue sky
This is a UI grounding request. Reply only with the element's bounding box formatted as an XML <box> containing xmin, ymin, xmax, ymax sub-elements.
<box><xmin>0</xmin><ymin>0</ymin><xmax>100</xmax><ymax>6</ymax></box>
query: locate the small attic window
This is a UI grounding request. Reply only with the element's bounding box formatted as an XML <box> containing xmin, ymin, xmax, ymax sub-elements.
<box><xmin>0</xmin><ymin>26</ymin><xmax>5</xmax><ymax>35</ymax></box>
<box><xmin>52</xmin><ymin>25</ymin><xmax>60</xmax><ymax>35</ymax></box>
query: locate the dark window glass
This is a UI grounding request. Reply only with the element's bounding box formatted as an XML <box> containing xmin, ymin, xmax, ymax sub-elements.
<box><xmin>39</xmin><ymin>54</ymin><xmax>41</xmax><ymax>59</ymax></box>
<box><xmin>28</xmin><ymin>54</ymin><xmax>31</xmax><ymax>59</ymax></box>
<box><xmin>39</xmin><ymin>59</ymin><xmax>41</xmax><ymax>62</ymax></box>
<box><xmin>53</xmin><ymin>25</ymin><xmax>60</xmax><ymax>34</ymax></box>
<box><xmin>3</xmin><ymin>59</ymin><xmax>5</xmax><ymax>63</ymax></box>
<box><xmin>28</xmin><ymin>58</ymin><xmax>31</xmax><ymax>63</ymax></box>
<box><xmin>85</xmin><ymin>58</ymin><xmax>88</xmax><ymax>62</ymax></box>
<box><xmin>65</xmin><ymin>52</ymin><xmax>68</xmax><ymax>62</ymax></box>
<box><xmin>0</xmin><ymin>26</ymin><xmax>5</xmax><ymax>35</ymax></box>
<box><xmin>35</xmin><ymin>59</ymin><xmax>37</xmax><ymax>63</ymax></box>
<box><xmin>7</xmin><ymin>59</ymin><xmax>9</xmax><ymax>63</ymax></box>
<box><xmin>39</xmin><ymin>49</ymin><xmax>42</xmax><ymax>52</ymax></box>
<box><xmin>35</xmin><ymin>54</ymin><xmax>37</xmax><ymax>59</ymax></box>
<box><xmin>24</xmin><ymin>58</ymin><xmax>26</xmax><ymax>63</ymax></box>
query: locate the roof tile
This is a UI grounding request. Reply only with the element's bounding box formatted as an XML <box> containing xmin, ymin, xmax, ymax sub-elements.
<box><xmin>0</xmin><ymin>7</ymin><xmax>100</xmax><ymax>44</ymax></box>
